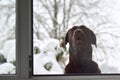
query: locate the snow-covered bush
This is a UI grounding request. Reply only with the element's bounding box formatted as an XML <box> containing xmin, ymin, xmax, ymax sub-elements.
<box><xmin>0</xmin><ymin>53</ymin><xmax>6</xmax><ymax>64</ymax></box>
<box><xmin>33</xmin><ymin>38</ymin><xmax>66</xmax><ymax>74</ymax></box>
<box><xmin>0</xmin><ymin>63</ymin><xmax>15</xmax><ymax>74</ymax></box>
<box><xmin>0</xmin><ymin>39</ymin><xmax>15</xmax><ymax>74</ymax></box>
<box><xmin>2</xmin><ymin>39</ymin><xmax>16</xmax><ymax>63</ymax></box>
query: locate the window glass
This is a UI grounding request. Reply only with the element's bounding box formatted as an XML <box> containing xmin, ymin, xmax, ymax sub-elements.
<box><xmin>33</xmin><ymin>0</ymin><xmax>120</xmax><ymax>75</ymax></box>
<box><xmin>0</xmin><ymin>0</ymin><xmax>16</xmax><ymax>74</ymax></box>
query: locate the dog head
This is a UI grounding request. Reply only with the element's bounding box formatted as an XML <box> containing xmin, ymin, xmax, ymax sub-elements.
<box><xmin>62</xmin><ymin>25</ymin><xmax>96</xmax><ymax>48</ymax></box>
<box><xmin>62</xmin><ymin>25</ymin><xmax>97</xmax><ymax>61</ymax></box>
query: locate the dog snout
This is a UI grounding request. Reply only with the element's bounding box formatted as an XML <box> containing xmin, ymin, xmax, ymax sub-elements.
<box><xmin>73</xmin><ymin>29</ymin><xmax>84</xmax><ymax>40</ymax></box>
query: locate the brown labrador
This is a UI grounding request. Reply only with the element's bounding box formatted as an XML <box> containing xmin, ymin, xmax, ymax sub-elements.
<box><xmin>62</xmin><ymin>25</ymin><xmax>101</xmax><ymax>74</ymax></box>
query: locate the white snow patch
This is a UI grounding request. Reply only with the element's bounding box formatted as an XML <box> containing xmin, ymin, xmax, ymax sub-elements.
<box><xmin>34</xmin><ymin>53</ymin><xmax>63</xmax><ymax>74</ymax></box>
<box><xmin>33</xmin><ymin>38</ymin><xmax>64</xmax><ymax>74</ymax></box>
<box><xmin>2</xmin><ymin>39</ymin><xmax>16</xmax><ymax>63</ymax></box>
<box><xmin>0</xmin><ymin>63</ymin><xmax>15</xmax><ymax>74</ymax></box>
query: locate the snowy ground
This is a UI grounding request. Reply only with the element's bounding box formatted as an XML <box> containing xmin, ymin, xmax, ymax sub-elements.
<box><xmin>0</xmin><ymin>39</ymin><xmax>16</xmax><ymax>74</ymax></box>
<box><xmin>33</xmin><ymin>38</ymin><xmax>120</xmax><ymax>75</ymax></box>
<box><xmin>0</xmin><ymin>38</ymin><xmax>120</xmax><ymax>74</ymax></box>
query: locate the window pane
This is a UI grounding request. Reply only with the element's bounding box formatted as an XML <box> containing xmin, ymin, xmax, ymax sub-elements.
<box><xmin>33</xmin><ymin>0</ymin><xmax>120</xmax><ymax>75</ymax></box>
<box><xmin>0</xmin><ymin>0</ymin><xmax>16</xmax><ymax>74</ymax></box>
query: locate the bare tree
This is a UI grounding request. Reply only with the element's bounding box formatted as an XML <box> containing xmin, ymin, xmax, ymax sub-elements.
<box><xmin>34</xmin><ymin>0</ymin><xmax>106</xmax><ymax>39</ymax></box>
<box><xmin>33</xmin><ymin>0</ymin><xmax>120</xmax><ymax>63</ymax></box>
<box><xmin>34</xmin><ymin>0</ymin><xmax>75</xmax><ymax>39</ymax></box>
<box><xmin>0</xmin><ymin>0</ymin><xmax>15</xmax><ymax>48</ymax></box>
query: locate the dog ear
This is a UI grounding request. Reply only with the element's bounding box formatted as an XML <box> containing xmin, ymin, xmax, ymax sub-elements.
<box><xmin>80</xmin><ymin>25</ymin><xmax>97</xmax><ymax>47</ymax></box>
<box><xmin>61</xmin><ymin>30</ymin><xmax>69</xmax><ymax>48</ymax></box>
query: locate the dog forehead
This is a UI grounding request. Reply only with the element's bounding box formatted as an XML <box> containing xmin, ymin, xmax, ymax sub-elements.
<box><xmin>71</xmin><ymin>25</ymin><xmax>86</xmax><ymax>30</ymax></box>
<box><xmin>71</xmin><ymin>26</ymin><xmax>85</xmax><ymax>34</ymax></box>
<box><xmin>67</xmin><ymin>25</ymin><xmax>87</xmax><ymax>35</ymax></box>
<box><xmin>72</xmin><ymin>26</ymin><xmax>80</xmax><ymax>29</ymax></box>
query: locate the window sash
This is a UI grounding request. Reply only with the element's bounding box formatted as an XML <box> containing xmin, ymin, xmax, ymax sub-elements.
<box><xmin>0</xmin><ymin>0</ymin><xmax>32</xmax><ymax>79</ymax></box>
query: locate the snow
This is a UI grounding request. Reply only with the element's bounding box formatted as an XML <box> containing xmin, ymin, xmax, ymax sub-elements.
<box><xmin>33</xmin><ymin>38</ymin><xmax>120</xmax><ymax>74</ymax></box>
<box><xmin>0</xmin><ymin>39</ymin><xmax>16</xmax><ymax>74</ymax></box>
<box><xmin>0</xmin><ymin>0</ymin><xmax>15</xmax><ymax>74</ymax></box>
<box><xmin>2</xmin><ymin>39</ymin><xmax>16</xmax><ymax>63</ymax></box>
<box><xmin>100</xmin><ymin>57</ymin><xmax>120</xmax><ymax>73</ymax></box>
<box><xmin>34</xmin><ymin>53</ymin><xmax>63</xmax><ymax>74</ymax></box>
<box><xmin>33</xmin><ymin>38</ymin><xmax>64</xmax><ymax>74</ymax></box>
<box><xmin>0</xmin><ymin>63</ymin><xmax>15</xmax><ymax>74</ymax></box>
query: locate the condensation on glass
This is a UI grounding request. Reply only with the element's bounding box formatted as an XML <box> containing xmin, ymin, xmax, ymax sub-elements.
<box><xmin>0</xmin><ymin>0</ymin><xmax>16</xmax><ymax>74</ymax></box>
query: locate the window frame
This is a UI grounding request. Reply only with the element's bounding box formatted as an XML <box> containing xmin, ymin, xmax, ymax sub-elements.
<box><xmin>0</xmin><ymin>0</ymin><xmax>120</xmax><ymax>80</ymax></box>
<box><xmin>0</xmin><ymin>0</ymin><xmax>32</xmax><ymax>79</ymax></box>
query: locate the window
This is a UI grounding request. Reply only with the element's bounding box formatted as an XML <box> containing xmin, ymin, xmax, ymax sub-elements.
<box><xmin>0</xmin><ymin>0</ymin><xmax>16</xmax><ymax>74</ymax></box>
<box><xmin>0</xmin><ymin>0</ymin><xmax>120</xmax><ymax>80</ymax></box>
<box><xmin>33</xmin><ymin>0</ymin><xmax>120</xmax><ymax>75</ymax></box>
<box><xmin>0</xmin><ymin>0</ymin><xmax>32</xmax><ymax>79</ymax></box>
